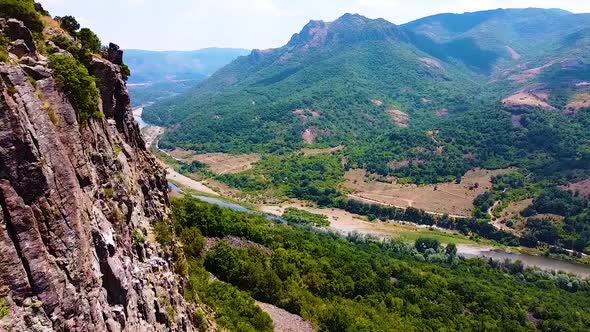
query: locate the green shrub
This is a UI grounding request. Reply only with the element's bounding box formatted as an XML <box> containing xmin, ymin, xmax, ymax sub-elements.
<box><xmin>282</xmin><ymin>207</ymin><xmax>330</xmax><ymax>227</ymax></box>
<box><xmin>34</xmin><ymin>2</ymin><xmax>49</xmax><ymax>16</ymax></box>
<box><xmin>414</xmin><ymin>237</ymin><xmax>441</xmax><ymax>253</ymax></box>
<box><xmin>56</xmin><ymin>15</ymin><xmax>79</xmax><ymax>35</ymax></box>
<box><xmin>120</xmin><ymin>63</ymin><xmax>131</xmax><ymax>81</ymax></box>
<box><xmin>48</xmin><ymin>54</ymin><xmax>101</xmax><ymax>123</ymax></box>
<box><xmin>0</xmin><ymin>0</ymin><xmax>44</xmax><ymax>32</ymax></box>
<box><xmin>153</xmin><ymin>221</ymin><xmax>174</xmax><ymax>248</ymax></box>
<box><xmin>77</xmin><ymin>28</ymin><xmax>101</xmax><ymax>54</ymax></box>
<box><xmin>0</xmin><ymin>297</ymin><xmax>8</xmax><ymax>319</ymax></box>
<box><xmin>132</xmin><ymin>228</ymin><xmax>145</xmax><ymax>244</ymax></box>
<box><xmin>0</xmin><ymin>30</ymin><xmax>8</xmax><ymax>62</ymax></box>
<box><xmin>179</xmin><ymin>226</ymin><xmax>205</xmax><ymax>257</ymax></box>
<box><xmin>50</xmin><ymin>34</ymin><xmax>74</xmax><ymax>50</ymax></box>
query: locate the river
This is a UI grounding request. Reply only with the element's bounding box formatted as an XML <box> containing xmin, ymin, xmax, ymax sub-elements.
<box><xmin>171</xmin><ymin>183</ymin><xmax>590</xmax><ymax>277</ymax></box>
<box><xmin>142</xmin><ymin>111</ymin><xmax>590</xmax><ymax>278</ymax></box>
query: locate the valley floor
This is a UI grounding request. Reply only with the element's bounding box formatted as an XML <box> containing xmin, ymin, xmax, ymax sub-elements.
<box><xmin>137</xmin><ymin>115</ymin><xmax>590</xmax><ymax>277</ymax></box>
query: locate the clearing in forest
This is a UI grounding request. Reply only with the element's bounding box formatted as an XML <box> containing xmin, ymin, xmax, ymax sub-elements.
<box><xmin>301</xmin><ymin>145</ymin><xmax>345</xmax><ymax>156</ymax></box>
<box><xmin>343</xmin><ymin>168</ymin><xmax>512</xmax><ymax>217</ymax></box>
<box><xmin>168</xmin><ymin>149</ymin><xmax>260</xmax><ymax>175</ymax></box>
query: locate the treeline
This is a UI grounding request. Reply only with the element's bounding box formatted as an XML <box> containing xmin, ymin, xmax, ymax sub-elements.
<box><xmin>168</xmin><ymin>197</ymin><xmax>590</xmax><ymax>331</ymax></box>
<box><xmin>521</xmin><ymin>187</ymin><xmax>590</xmax><ymax>253</ymax></box>
<box><xmin>334</xmin><ymin>198</ymin><xmax>520</xmax><ymax>246</ymax></box>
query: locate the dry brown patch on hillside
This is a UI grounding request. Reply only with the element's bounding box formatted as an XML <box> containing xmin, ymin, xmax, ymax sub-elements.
<box><xmin>302</xmin><ymin>128</ymin><xmax>318</xmax><ymax>144</ymax></box>
<box><xmin>343</xmin><ymin>168</ymin><xmax>512</xmax><ymax>217</ymax></box>
<box><xmin>565</xmin><ymin>93</ymin><xmax>590</xmax><ymax>113</ymax></box>
<box><xmin>385</xmin><ymin>109</ymin><xmax>409</xmax><ymax>127</ymax></box>
<box><xmin>302</xmin><ymin>145</ymin><xmax>344</xmax><ymax>156</ymax></box>
<box><xmin>387</xmin><ymin>160</ymin><xmax>410</xmax><ymax>170</ymax></box>
<box><xmin>564</xmin><ymin>178</ymin><xmax>590</xmax><ymax>198</ymax></box>
<box><xmin>505</xmin><ymin>46</ymin><xmax>521</xmax><ymax>60</ymax></box>
<box><xmin>434</xmin><ymin>108</ymin><xmax>448</xmax><ymax>117</ymax></box>
<box><xmin>169</xmin><ymin>149</ymin><xmax>260</xmax><ymax>175</ymax></box>
<box><xmin>502</xmin><ymin>92</ymin><xmax>554</xmax><ymax>110</ymax></box>
<box><xmin>293</xmin><ymin>108</ymin><xmax>320</xmax><ymax>122</ymax></box>
<box><xmin>371</xmin><ymin>99</ymin><xmax>384</xmax><ymax>106</ymax></box>
<box><xmin>418</xmin><ymin>57</ymin><xmax>442</xmax><ymax>70</ymax></box>
<box><xmin>509</xmin><ymin>61</ymin><xmax>555</xmax><ymax>83</ymax></box>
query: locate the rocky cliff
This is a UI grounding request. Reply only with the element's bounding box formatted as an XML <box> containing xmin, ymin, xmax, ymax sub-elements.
<box><xmin>0</xmin><ymin>19</ymin><xmax>195</xmax><ymax>331</ymax></box>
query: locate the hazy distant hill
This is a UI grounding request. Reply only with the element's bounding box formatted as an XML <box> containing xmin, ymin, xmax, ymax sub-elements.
<box><xmin>124</xmin><ymin>48</ymin><xmax>250</xmax><ymax>84</ymax></box>
<box><xmin>125</xmin><ymin>48</ymin><xmax>249</xmax><ymax>106</ymax></box>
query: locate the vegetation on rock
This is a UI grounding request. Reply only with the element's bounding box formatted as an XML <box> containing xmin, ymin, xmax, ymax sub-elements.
<box><xmin>48</xmin><ymin>54</ymin><xmax>101</xmax><ymax>123</ymax></box>
<box><xmin>0</xmin><ymin>0</ymin><xmax>44</xmax><ymax>32</ymax></box>
<box><xmin>77</xmin><ymin>27</ymin><xmax>101</xmax><ymax>54</ymax></box>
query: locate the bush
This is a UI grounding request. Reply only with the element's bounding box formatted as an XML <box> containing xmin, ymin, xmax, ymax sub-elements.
<box><xmin>34</xmin><ymin>2</ymin><xmax>49</xmax><ymax>16</ymax></box>
<box><xmin>0</xmin><ymin>0</ymin><xmax>44</xmax><ymax>32</ymax></box>
<box><xmin>179</xmin><ymin>226</ymin><xmax>205</xmax><ymax>257</ymax></box>
<box><xmin>282</xmin><ymin>207</ymin><xmax>330</xmax><ymax>227</ymax></box>
<box><xmin>153</xmin><ymin>221</ymin><xmax>175</xmax><ymax>248</ymax></box>
<box><xmin>50</xmin><ymin>34</ymin><xmax>74</xmax><ymax>50</ymax></box>
<box><xmin>414</xmin><ymin>237</ymin><xmax>441</xmax><ymax>253</ymax></box>
<box><xmin>57</xmin><ymin>15</ymin><xmax>79</xmax><ymax>35</ymax></box>
<box><xmin>120</xmin><ymin>63</ymin><xmax>131</xmax><ymax>81</ymax></box>
<box><xmin>0</xmin><ymin>30</ymin><xmax>8</xmax><ymax>62</ymax></box>
<box><xmin>77</xmin><ymin>28</ymin><xmax>101</xmax><ymax>53</ymax></box>
<box><xmin>0</xmin><ymin>297</ymin><xmax>7</xmax><ymax>318</ymax></box>
<box><xmin>48</xmin><ymin>54</ymin><xmax>101</xmax><ymax>123</ymax></box>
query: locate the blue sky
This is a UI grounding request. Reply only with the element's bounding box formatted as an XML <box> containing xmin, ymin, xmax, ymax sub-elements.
<box><xmin>41</xmin><ymin>0</ymin><xmax>590</xmax><ymax>51</ymax></box>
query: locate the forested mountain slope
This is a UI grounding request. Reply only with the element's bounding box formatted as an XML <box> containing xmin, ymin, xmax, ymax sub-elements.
<box><xmin>145</xmin><ymin>9</ymin><xmax>590</xmax><ymax>184</ymax></box>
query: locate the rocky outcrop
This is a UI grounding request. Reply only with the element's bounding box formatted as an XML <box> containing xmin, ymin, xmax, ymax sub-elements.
<box><xmin>0</xmin><ymin>21</ymin><xmax>195</xmax><ymax>332</ymax></box>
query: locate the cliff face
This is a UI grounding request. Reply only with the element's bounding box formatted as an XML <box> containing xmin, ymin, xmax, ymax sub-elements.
<box><xmin>0</xmin><ymin>20</ymin><xmax>195</xmax><ymax>332</ymax></box>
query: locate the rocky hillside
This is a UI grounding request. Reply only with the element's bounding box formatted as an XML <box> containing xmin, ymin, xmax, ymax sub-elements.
<box><xmin>0</xmin><ymin>12</ymin><xmax>195</xmax><ymax>332</ymax></box>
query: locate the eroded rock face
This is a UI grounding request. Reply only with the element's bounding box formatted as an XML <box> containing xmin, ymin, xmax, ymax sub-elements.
<box><xmin>0</xmin><ymin>25</ymin><xmax>195</xmax><ymax>332</ymax></box>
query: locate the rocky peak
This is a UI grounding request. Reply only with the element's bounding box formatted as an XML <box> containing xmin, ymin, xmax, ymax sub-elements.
<box><xmin>0</xmin><ymin>19</ymin><xmax>195</xmax><ymax>332</ymax></box>
<box><xmin>286</xmin><ymin>13</ymin><xmax>402</xmax><ymax>50</ymax></box>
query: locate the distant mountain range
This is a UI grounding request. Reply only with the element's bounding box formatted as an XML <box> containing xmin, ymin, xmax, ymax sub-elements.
<box><xmin>124</xmin><ymin>48</ymin><xmax>249</xmax><ymax>106</ymax></box>
<box><xmin>144</xmin><ymin>8</ymin><xmax>590</xmax><ymax>184</ymax></box>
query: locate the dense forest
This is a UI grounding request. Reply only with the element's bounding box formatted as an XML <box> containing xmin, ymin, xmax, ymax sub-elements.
<box><xmin>163</xmin><ymin>197</ymin><xmax>590</xmax><ymax>331</ymax></box>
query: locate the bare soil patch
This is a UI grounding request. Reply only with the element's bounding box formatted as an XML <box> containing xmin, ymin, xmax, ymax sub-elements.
<box><xmin>385</xmin><ymin>109</ymin><xmax>409</xmax><ymax>128</ymax></box>
<box><xmin>418</xmin><ymin>57</ymin><xmax>442</xmax><ymax>70</ymax></box>
<box><xmin>370</xmin><ymin>99</ymin><xmax>384</xmax><ymax>106</ymax></box>
<box><xmin>343</xmin><ymin>168</ymin><xmax>512</xmax><ymax>217</ymax></box>
<box><xmin>565</xmin><ymin>178</ymin><xmax>590</xmax><ymax>198</ymax></box>
<box><xmin>505</xmin><ymin>46</ymin><xmax>521</xmax><ymax>60</ymax></box>
<box><xmin>166</xmin><ymin>167</ymin><xmax>220</xmax><ymax>196</ymax></box>
<box><xmin>168</xmin><ymin>150</ymin><xmax>260</xmax><ymax>175</ymax></box>
<box><xmin>387</xmin><ymin>160</ymin><xmax>410</xmax><ymax>170</ymax></box>
<box><xmin>255</xmin><ymin>301</ymin><xmax>314</xmax><ymax>332</ymax></box>
<box><xmin>492</xmin><ymin>199</ymin><xmax>533</xmax><ymax>234</ymax></box>
<box><xmin>302</xmin><ymin>128</ymin><xmax>318</xmax><ymax>144</ymax></box>
<box><xmin>293</xmin><ymin>109</ymin><xmax>320</xmax><ymax>122</ymax></box>
<box><xmin>502</xmin><ymin>92</ymin><xmax>554</xmax><ymax>110</ymax></box>
<box><xmin>509</xmin><ymin>61</ymin><xmax>555</xmax><ymax>83</ymax></box>
<box><xmin>301</xmin><ymin>145</ymin><xmax>344</xmax><ymax>156</ymax></box>
<box><xmin>434</xmin><ymin>108</ymin><xmax>448</xmax><ymax>117</ymax></box>
<box><xmin>565</xmin><ymin>93</ymin><xmax>590</xmax><ymax>113</ymax></box>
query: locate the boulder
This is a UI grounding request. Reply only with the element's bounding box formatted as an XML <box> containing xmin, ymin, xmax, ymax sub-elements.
<box><xmin>106</xmin><ymin>43</ymin><xmax>123</xmax><ymax>65</ymax></box>
<box><xmin>5</xmin><ymin>19</ymin><xmax>37</xmax><ymax>55</ymax></box>
<box><xmin>8</xmin><ymin>40</ymin><xmax>31</xmax><ymax>58</ymax></box>
<box><xmin>21</xmin><ymin>64</ymin><xmax>52</xmax><ymax>80</ymax></box>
